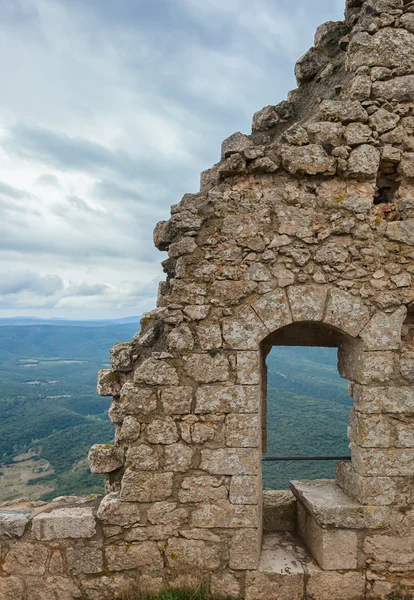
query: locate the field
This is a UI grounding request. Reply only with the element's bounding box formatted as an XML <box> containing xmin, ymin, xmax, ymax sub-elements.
<box><xmin>0</xmin><ymin>320</ymin><xmax>351</xmax><ymax>501</ymax></box>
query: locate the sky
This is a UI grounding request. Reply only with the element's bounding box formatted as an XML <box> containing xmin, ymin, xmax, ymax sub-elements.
<box><xmin>0</xmin><ymin>0</ymin><xmax>345</xmax><ymax>320</ymax></box>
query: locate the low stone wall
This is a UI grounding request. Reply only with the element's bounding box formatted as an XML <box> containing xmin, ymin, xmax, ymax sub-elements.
<box><xmin>0</xmin><ymin>494</ymin><xmax>248</xmax><ymax>600</ymax></box>
<box><xmin>1</xmin><ymin>489</ymin><xmax>413</xmax><ymax>600</ymax></box>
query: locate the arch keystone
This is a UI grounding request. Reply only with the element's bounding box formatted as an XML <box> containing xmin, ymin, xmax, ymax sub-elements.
<box><xmin>287</xmin><ymin>285</ymin><xmax>328</xmax><ymax>322</ymax></box>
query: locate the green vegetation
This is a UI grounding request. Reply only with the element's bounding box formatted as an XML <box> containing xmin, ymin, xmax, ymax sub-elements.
<box><xmin>0</xmin><ymin>322</ymin><xmax>139</xmax><ymax>500</ymax></box>
<box><xmin>117</xmin><ymin>587</ymin><xmax>236</xmax><ymax>600</ymax></box>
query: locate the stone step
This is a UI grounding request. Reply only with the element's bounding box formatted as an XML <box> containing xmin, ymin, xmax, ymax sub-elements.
<box><xmin>245</xmin><ymin>532</ymin><xmax>365</xmax><ymax>600</ymax></box>
<box><xmin>290</xmin><ymin>479</ymin><xmax>392</xmax><ymax>572</ymax></box>
<box><xmin>263</xmin><ymin>490</ymin><xmax>297</xmax><ymax>532</ymax></box>
<box><xmin>290</xmin><ymin>479</ymin><xmax>390</xmax><ymax>529</ymax></box>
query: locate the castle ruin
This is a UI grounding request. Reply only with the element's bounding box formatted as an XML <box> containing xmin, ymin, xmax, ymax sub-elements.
<box><xmin>1</xmin><ymin>0</ymin><xmax>414</xmax><ymax>598</ymax></box>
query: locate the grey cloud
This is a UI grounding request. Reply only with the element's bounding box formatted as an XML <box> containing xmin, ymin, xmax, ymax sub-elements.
<box><xmin>6</xmin><ymin>124</ymin><xmax>193</xmax><ymax>198</ymax></box>
<box><xmin>0</xmin><ymin>181</ymin><xmax>27</xmax><ymax>199</ymax></box>
<box><xmin>65</xmin><ymin>282</ymin><xmax>112</xmax><ymax>297</ymax></box>
<box><xmin>0</xmin><ymin>270</ymin><xmax>64</xmax><ymax>296</ymax></box>
<box><xmin>35</xmin><ymin>174</ymin><xmax>60</xmax><ymax>187</ymax></box>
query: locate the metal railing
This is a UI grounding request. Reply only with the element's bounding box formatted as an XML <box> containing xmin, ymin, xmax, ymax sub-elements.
<box><xmin>262</xmin><ymin>456</ymin><xmax>351</xmax><ymax>462</ymax></box>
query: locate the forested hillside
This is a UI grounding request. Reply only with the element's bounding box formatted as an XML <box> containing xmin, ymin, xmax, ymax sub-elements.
<box><xmin>0</xmin><ymin>322</ymin><xmax>351</xmax><ymax>501</ymax></box>
<box><xmin>0</xmin><ymin>322</ymin><xmax>138</xmax><ymax>501</ymax></box>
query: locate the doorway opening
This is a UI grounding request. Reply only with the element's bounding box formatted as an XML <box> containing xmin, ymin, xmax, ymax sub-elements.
<box><xmin>261</xmin><ymin>322</ymin><xmax>351</xmax><ymax>490</ymax></box>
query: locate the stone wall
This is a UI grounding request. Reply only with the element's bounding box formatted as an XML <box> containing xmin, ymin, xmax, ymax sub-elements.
<box><xmin>2</xmin><ymin>0</ymin><xmax>414</xmax><ymax>598</ymax></box>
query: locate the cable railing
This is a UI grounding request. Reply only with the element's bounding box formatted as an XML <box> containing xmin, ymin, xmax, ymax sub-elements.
<box><xmin>262</xmin><ymin>455</ymin><xmax>351</xmax><ymax>462</ymax></box>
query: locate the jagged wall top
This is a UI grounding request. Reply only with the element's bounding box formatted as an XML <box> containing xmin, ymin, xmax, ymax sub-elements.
<box><xmin>154</xmin><ymin>0</ymin><xmax>414</xmax><ymax>268</ymax></box>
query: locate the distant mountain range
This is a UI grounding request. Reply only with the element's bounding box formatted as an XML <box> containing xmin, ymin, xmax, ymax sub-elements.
<box><xmin>0</xmin><ymin>316</ymin><xmax>141</xmax><ymax>327</ymax></box>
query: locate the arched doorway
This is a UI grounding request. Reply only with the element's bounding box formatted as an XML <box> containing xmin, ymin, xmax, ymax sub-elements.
<box><xmin>261</xmin><ymin>322</ymin><xmax>352</xmax><ymax>491</ymax></box>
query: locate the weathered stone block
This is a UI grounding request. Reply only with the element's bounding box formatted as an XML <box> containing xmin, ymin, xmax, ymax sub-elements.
<box><xmin>195</xmin><ymin>384</ymin><xmax>258</xmax><ymax>414</ymax></box>
<box><xmin>97</xmin><ymin>369</ymin><xmax>121</xmax><ymax>396</ymax></box>
<box><xmin>88</xmin><ymin>444</ymin><xmax>124</xmax><ymax>474</ymax></box>
<box><xmin>183</xmin><ymin>353</ymin><xmax>230</xmax><ymax>383</ymax></box>
<box><xmin>344</xmin><ymin>122</ymin><xmax>372</xmax><ymax>146</ymax></box>
<box><xmin>146</xmin><ymin>417</ymin><xmax>179</xmax><ymax>444</ymax></box>
<box><xmin>245</xmin><ymin>564</ymin><xmax>304</xmax><ymax>600</ymax></box>
<box><xmin>324</xmin><ymin>289</ymin><xmax>370</xmax><ymax>337</ymax></box>
<box><xmin>221</xmin><ymin>132</ymin><xmax>252</xmax><ymax>159</ymax></box>
<box><xmin>165</xmin><ymin>537</ymin><xmax>221</xmax><ymax>569</ymax></box>
<box><xmin>288</xmin><ymin>285</ymin><xmax>327</xmax><ymax>322</ymax></box>
<box><xmin>401</xmin><ymin>352</ymin><xmax>414</xmax><ymax>381</ymax></box>
<box><xmin>147</xmin><ymin>502</ymin><xmax>188</xmax><ymax>526</ymax></box>
<box><xmin>166</xmin><ymin>324</ymin><xmax>194</xmax><ymax>350</ymax></box>
<box><xmin>110</xmin><ymin>342</ymin><xmax>133</xmax><ymax>372</ymax></box>
<box><xmin>164</xmin><ymin>442</ymin><xmax>193</xmax><ymax>471</ymax></box>
<box><xmin>352</xmin><ymin>445</ymin><xmax>414</xmax><ymax>477</ymax></box>
<box><xmin>347</xmin><ymin>28</ymin><xmax>414</xmax><ymax>71</ymax></box>
<box><xmin>134</xmin><ymin>358</ymin><xmax>179</xmax><ymax>386</ymax></box>
<box><xmin>291</xmin><ymin>480</ymin><xmax>389</xmax><ymax>529</ymax></box>
<box><xmin>225</xmin><ymin>414</ymin><xmax>259</xmax><ymax>447</ymax></box>
<box><xmin>252</xmin><ymin>105</ymin><xmax>280</xmax><ymax>132</ymax></box>
<box><xmin>196</xmin><ymin>323</ymin><xmax>222</xmax><ymax>351</ymax></box>
<box><xmin>297</xmin><ymin>503</ymin><xmax>357</xmax><ymax>570</ymax></box>
<box><xmin>223</xmin><ymin>306</ymin><xmax>269</xmax><ymax>350</ymax></box>
<box><xmin>120</xmin><ymin>470</ymin><xmax>173</xmax><ymax>501</ymax></box>
<box><xmin>119</xmin><ymin>383</ymin><xmax>157</xmax><ymax>415</ymax></box>
<box><xmin>116</xmin><ymin>415</ymin><xmax>141</xmax><ymax>442</ymax></box>
<box><xmin>347</xmin><ymin>145</ymin><xmax>380</xmax><ymax>179</ymax></box>
<box><xmin>319</xmin><ymin>100</ymin><xmax>368</xmax><ymax>123</ymax></box>
<box><xmin>237</xmin><ymin>351</ymin><xmax>260</xmax><ymax>385</ymax></box>
<box><xmin>372</xmin><ymin>75</ymin><xmax>414</xmax><ymax>102</ymax></box>
<box><xmin>67</xmin><ymin>543</ymin><xmax>103</xmax><ymax>574</ymax></box>
<box><xmin>32</xmin><ymin>507</ymin><xmax>96</xmax><ymax>540</ymax></box>
<box><xmin>125</xmin><ymin>444</ymin><xmax>159</xmax><ymax>470</ymax></box>
<box><xmin>3</xmin><ymin>542</ymin><xmax>49</xmax><ymax>575</ymax></box>
<box><xmin>307</xmin><ymin>121</ymin><xmax>343</xmax><ymax>147</ymax></box>
<box><xmin>386</xmin><ymin>220</ymin><xmax>414</xmax><ymax>246</ymax></box>
<box><xmin>353</xmin><ymin>385</ymin><xmax>414</xmax><ymax>414</ymax></box>
<box><xmin>105</xmin><ymin>542</ymin><xmax>163</xmax><ymax>571</ymax></box>
<box><xmin>336</xmin><ymin>460</ymin><xmax>400</xmax><ymax>506</ymax></box>
<box><xmin>349</xmin><ymin>411</ymin><xmax>392</xmax><ymax>448</ymax></box>
<box><xmin>263</xmin><ymin>490</ymin><xmax>297</xmax><ymax>532</ymax></box>
<box><xmin>210</xmin><ymin>572</ymin><xmax>241</xmax><ymax>598</ymax></box>
<box><xmin>230</xmin><ymin>475</ymin><xmax>259</xmax><ymax>505</ymax></box>
<box><xmin>339</xmin><ymin>347</ymin><xmax>397</xmax><ymax>384</ymax></box>
<box><xmin>26</xmin><ymin>576</ymin><xmax>82</xmax><ymax>600</ymax></box>
<box><xmin>252</xmin><ymin>290</ymin><xmax>292</xmax><ymax>333</ymax></box>
<box><xmin>229</xmin><ymin>528</ymin><xmax>259</xmax><ymax>569</ymax></box>
<box><xmin>159</xmin><ymin>386</ymin><xmax>192</xmax><ymax>414</ymax></box>
<box><xmin>0</xmin><ymin>576</ymin><xmax>25</xmax><ymax>600</ymax></box>
<box><xmin>364</xmin><ymin>535</ymin><xmax>414</xmax><ymax>568</ymax></box>
<box><xmin>97</xmin><ymin>492</ymin><xmax>141</xmax><ymax>526</ymax></box>
<box><xmin>178</xmin><ymin>476</ymin><xmax>228</xmax><ymax>503</ymax></box>
<box><xmin>191</xmin><ymin>501</ymin><xmax>258</xmax><ymax>528</ymax></box>
<box><xmin>281</xmin><ymin>144</ymin><xmax>336</xmax><ymax>176</ymax></box>
<box><xmin>200</xmin><ymin>448</ymin><xmax>259</xmax><ymax>474</ymax></box>
<box><xmin>0</xmin><ymin>510</ymin><xmax>31</xmax><ymax>538</ymax></box>
<box><xmin>360</xmin><ymin>307</ymin><xmax>407</xmax><ymax>350</ymax></box>
<box><xmin>306</xmin><ymin>569</ymin><xmax>366</xmax><ymax>600</ymax></box>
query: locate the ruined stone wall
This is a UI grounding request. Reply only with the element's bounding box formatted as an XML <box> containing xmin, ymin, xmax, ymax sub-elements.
<box><xmin>2</xmin><ymin>0</ymin><xmax>414</xmax><ymax>598</ymax></box>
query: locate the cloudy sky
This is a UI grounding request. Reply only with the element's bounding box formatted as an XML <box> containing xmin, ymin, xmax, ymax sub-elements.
<box><xmin>0</xmin><ymin>0</ymin><xmax>345</xmax><ymax>319</ymax></box>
